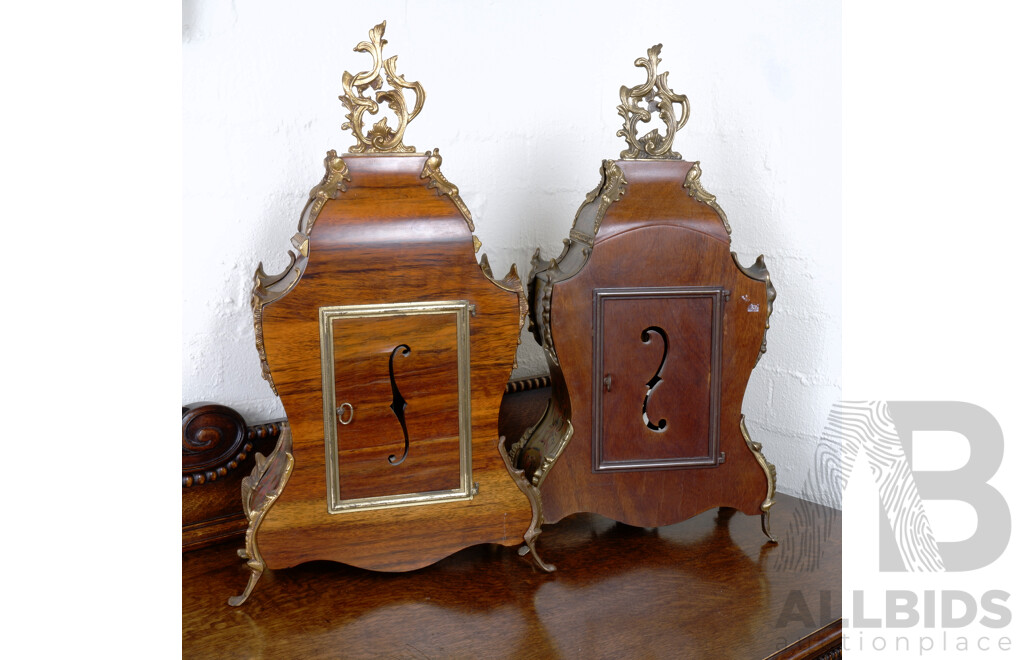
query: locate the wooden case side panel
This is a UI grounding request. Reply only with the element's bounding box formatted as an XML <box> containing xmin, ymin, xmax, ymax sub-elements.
<box><xmin>256</xmin><ymin>155</ymin><xmax>532</xmax><ymax>571</ymax></box>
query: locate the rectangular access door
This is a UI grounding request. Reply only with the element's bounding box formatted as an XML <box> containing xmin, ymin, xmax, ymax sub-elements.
<box><xmin>319</xmin><ymin>300</ymin><xmax>475</xmax><ymax>513</ymax></box>
<box><xmin>592</xmin><ymin>287</ymin><xmax>726</xmax><ymax>472</ymax></box>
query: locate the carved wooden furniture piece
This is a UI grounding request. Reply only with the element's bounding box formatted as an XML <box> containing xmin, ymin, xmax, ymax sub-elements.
<box><xmin>182</xmin><ymin>403</ymin><xmax>284</xmax><ymax>551</ymax></box>
<box><xmin>515</xmin><ymin>45</ymin><xmax>778</xmax><ymax>538</ymax></box>
<box><xmin>232</xmin><ymin>21</ymin><xmax>542</xmax><ymax>606</ymax></box>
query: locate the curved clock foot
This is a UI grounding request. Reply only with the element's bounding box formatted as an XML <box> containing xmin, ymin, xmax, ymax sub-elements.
<box><xmin>498</xmin><ymin>436</ymin><xmax>556</xmax><ymax>573</ymax></box>
<box><xmin>761</xmin><ymin>509</ymin><xmax>778</xmax><ymax>544</ymax></box>
<box><xmin>227</xmin><ymin>425</ymin><xmax>294</xmax><ymax>607</ymax></box>
<box><xmin>518</xmin><ymin>533</ymin><xmax>555</xmax><ymax>573</ymax></box>
<box><xmin>228</xmin><ymin>560</ymin><xmax>265</xmax><ymax>607</ymax></box>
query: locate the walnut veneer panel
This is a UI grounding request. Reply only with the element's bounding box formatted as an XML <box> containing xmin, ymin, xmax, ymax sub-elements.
<box><xmin>256</xmin><ymin>154</ymin><xmax>532</xmax><ymax>572</ymax></box>
<box><xmin>185</xmin><ymin>480</ymin><xmax>840</xmax><ymax>660</ymax></box>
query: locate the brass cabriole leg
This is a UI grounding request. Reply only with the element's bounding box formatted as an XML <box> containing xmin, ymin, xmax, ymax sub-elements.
<box><xmin>518</xmin><ymin>514</ymin><xmax>555</xmax><ymax>573</ymax></box>
<box><xmin>228</xmin><ymin>559</ymin><xmax>265</xmax><ymax>607</ymax></box>
<box><xmin>229</xmin><ymin>426</ymin><xmax>294</xmax><ymax>606</ymax></box>
<box><xmin>739</xmin><ymin>415</ymin><xmax>779</xmax><ymax>544</ymax></box>
<box><xmin>761</xmin><ymin>507</ymin><xmax>778</xmax><ymax>544</ymax></box>
<box><xmin>498</xmin><ymin>438</ymin><xmax>555</xmax><ymax>573</ymax></box>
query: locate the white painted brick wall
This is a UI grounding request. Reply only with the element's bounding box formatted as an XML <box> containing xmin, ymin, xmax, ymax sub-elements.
<box><xmin>183</xmin><ymin>0</ymin><xmax>840</xmax><ymax>504</ymax></box>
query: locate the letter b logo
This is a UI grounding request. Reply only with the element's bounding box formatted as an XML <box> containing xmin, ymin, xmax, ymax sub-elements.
<box><xmin>882</xmin><ymin>402</ymin><xmax>1010</xmax><ymax>571</ymax></box>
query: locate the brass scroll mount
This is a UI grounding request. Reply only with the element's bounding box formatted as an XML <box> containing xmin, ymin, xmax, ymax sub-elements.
<box><xmin>340</xmin><ymin>21</ymin><xmax>426</xmax><ymax>154</ymax></box>
<box><xmin>616</xmin><ymin>44</ymin><xmax>689</xmax><ymax>160</ymax></box>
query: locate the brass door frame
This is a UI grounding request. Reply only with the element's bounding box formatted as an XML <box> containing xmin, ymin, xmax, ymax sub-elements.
<box><xmin>319</xmin><ymin>300</ymin><xmax>475</xmax><ymax>513</ymax></box>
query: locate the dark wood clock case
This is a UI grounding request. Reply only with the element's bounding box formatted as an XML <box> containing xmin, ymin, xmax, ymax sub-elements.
<box><xmin>512</xmin><ymin>45</ymin><xmax>779</xmax><ymax>540</ymax></box>
<box><xmin>230</xmin><ymin>22</ymin><xmax>546</xmax><ymax>606</ymax></box>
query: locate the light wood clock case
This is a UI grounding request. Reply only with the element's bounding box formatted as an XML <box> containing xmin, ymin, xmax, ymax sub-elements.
<box><xmin>231</xmin><ymin>22</ymin><xmax>547</xmax><ymax>606</ymax></box>
<box><xmin>513</xmin><ymin>45</ymin><xmax>779</xmax><ymax>542</ymax></box>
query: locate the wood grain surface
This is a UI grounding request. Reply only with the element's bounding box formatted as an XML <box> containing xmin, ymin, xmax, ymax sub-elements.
<box><xmin>181</xmin><ymin>404</ymin><xmax>283</xmax><ymax>551</ymax></box>
<box><xmin>537</xmin><ymin>159</ymin><xmax>774</xmax><ymax>529</ymax></box>
<box><xmin>331</xmin><ymin>312</ymin><xmax>462</xmax><ymax>500</ymax></box>
<box><xmin>181</xmin><ymin>381</ymin><xmax>553</xmax><ymax>554</ymax></box>
<box><xmin>597</xmin><ymin>292</ymin><xmax>718</xmax><ymax>467</ymax></box>
<box><xmin>256</xmin><ymin>153</ymin><xmax>532</xmax><ymax>573</ymax></box>
<box><xmin>183</xmin><ymin>389</ymin><xmax>841</xmax><ymax>659</ymax></box>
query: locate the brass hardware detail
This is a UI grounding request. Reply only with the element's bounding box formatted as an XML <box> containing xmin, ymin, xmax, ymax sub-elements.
<box><xmin>739</xmin><ymin>414</ymin><xmax>778</xmax><ymax>543</ymax></box>
<box><xmin>533</xmin><ymin>416</ymin><xmax>573</xmax><ymax>489</ymax></box>
<box><xmin>340</xmin><ymin>21</ymin><xmax>425</xmax><ymax>154</ymax></box>
<box><xmin>251</xmin><ymin>252</ymin><xmax>302</xmax><ymax>396</ymax></box>
<box><xmin>509</xmin><ymin>397</ymin><xmax>574</xmax><ymax>490</ymax></box>
<box><xmin>616</xmin><ymin>44</ymin><xmax>689</xmax><ymax>160</ymax></box>
<box><xmin>251</xmin><ymin>150</ymin><xmax>354</xmax><ymax>395</ymax></box>
<box><xmin>472</xmin><ymin>235</ymin><xmax>482</xmax><ymax>253</ymax></box>
<box><xmin>319</xmin><ymin>301</ymin><xmax>475</xmax><ymax>513</ymax></box>
<box><xmin>498</xmin><ymin>438</ymin><xmax>555</xmax><ymax>572</ymax></box>
<box><xmin>569</xmin><ymin>229</ymin><xmax>593</xmax><ymax>246</ymax></box>
<box><xmin>683</xmin><ymin>161</ymin><xmax>732</xmax><ymax>236</ymax></box>
<box><xmin>537</xmin><ymin>272</ymin><xmax>558</xmax><ymax>366</ymax></box>
<box><xmin>507</xmin><ymin>411</ymin><xmax>540</xmax><ymax>467</ymax></box>
<box><xmin>571</xmin><ymin>160</ymin><xmax>628</xmax><ymax>238</ymax></box>
<box><xmin>303</xmin><ymin>150</ymin><xmax>352</xmax><ymax>235</ymax></box>
<box><xmin>336</xmin><ymin>402</ymin><xmax>354</xmax><ymax>425</ymax></box>
<box><xmin>731</xmin><ymin>253</ymin><xmax>775</xmax><ymax>364</ymax></box>
<box><xmin>528</xmin><ymin>160</ymin><xmax>629</xmax><ymax>368</ymax></box>
<box><xmin>229</xmin><ymin>424</ymin><xmax>295</xmax><ymax>606</ymax></box>
<box><xmin>593</xmin><ymin>162</ymin><xmax>629</xmax><ymax>235</ymax></box>
<box><xmin>526</xmin><ymin>161</ymin><xmax>630</xmax><ymax>370</ymax></box>
<box><xmin>421</xmin><ymin>148</ymin><xmax>474</xmax><ymax>231</ymax></box>
<box><xmin>479</xmin><ymin>254</ymin><xmax>528</xmax><ymax>371</ymax></box>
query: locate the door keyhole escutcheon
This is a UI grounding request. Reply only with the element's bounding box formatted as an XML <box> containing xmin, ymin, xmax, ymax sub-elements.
<box><xmin>336</xmin><ymin>402</ymin><xmax>354</xmax><ymax>425</ymax></box>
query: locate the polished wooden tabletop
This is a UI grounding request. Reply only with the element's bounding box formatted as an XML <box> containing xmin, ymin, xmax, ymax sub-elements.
<box><xmin>183</xmin><ymin>389</ymin><xmax>841</xmax><ymax>659</ymax></box>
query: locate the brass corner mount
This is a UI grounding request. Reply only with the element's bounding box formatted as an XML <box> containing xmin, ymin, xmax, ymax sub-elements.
<box><xmin>340</xmin><ymin>21</ymin><xmax>426</xmax><ymax>154</ymax></box>
<box><xmin>616</xmin><ymin>44</ymin><xmax>690</xmax><ymax>160</ymax></box>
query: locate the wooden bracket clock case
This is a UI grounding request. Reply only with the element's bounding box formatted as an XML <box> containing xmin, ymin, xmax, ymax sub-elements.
<box><xmin>513</xmin><ymin>45</ymin><xmax>779</xmax><ymax>543</ymax></box>
<box><xmin>231</xmin><ymin>22</ymin><xmax>547</xmax><ymax>606</ymax></box>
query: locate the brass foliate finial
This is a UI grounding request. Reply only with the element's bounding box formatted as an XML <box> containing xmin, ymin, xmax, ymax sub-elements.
<box><xmin>340</xmin><ymin>21</ymin><xmax>426</xmax><ymax>154</ymax></box>
<box><xmin>615</xmin><ymin>44</ymin><xmax>690</xmax><ymax>160</ymax></box>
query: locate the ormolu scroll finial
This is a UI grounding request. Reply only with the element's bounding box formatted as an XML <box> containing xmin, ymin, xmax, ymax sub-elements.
<box><xmin>340</xmin><ymin>21</ymin><xmax>426</xmax><ymax>154</ymax></box>
<box><xmin>615</xmin><ymin>44</ymin><xmax>689</xmax><ymax>160</ymax></box>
